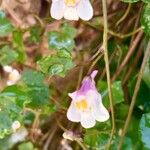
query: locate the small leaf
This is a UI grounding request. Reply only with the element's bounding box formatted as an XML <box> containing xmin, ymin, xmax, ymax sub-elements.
<box><xmin>29</xmin><ymin>26</ymin><xmax>42</xmax><ymax>43</ymax></box>
<box><xmin>22</xmin><ymin>70</ymin><xmax>45</xmax><ymax>86</ymax></box>
<box><xmin>139</xmin><ymin>113</ymin><xmax>150</xmax><ymax>149</ymax></box>
<box><xmin>61</xmin><ymin>23</ymin><xmax>77</xmax><ymax>39</ymax></box>
<box><xmin>0</xmin><ymin>112</ymin><xmax>12</xmax><ymax>139</ymax></box>
<box><xmin>27</xmin><ymin>85</ymin><xmax>49</xmax><ymax>108</ymax></box>
<box><xmin>37</xmin><ymin>50</ymin><xmax>75</xmax><ymax>77</ymax></box>
<box><xmin>0</xmin><ymin>11</ymin><xmax>14</xmax><ymax>37</ymax></box>
<box><xmin>12</xmin><ymin>30</ymin><xmax>26</xmax><ymax>62</ymax></box>
<box><xmin>141</xmin><ymin>4</ymin><xmax>150</xmax><ymax>37</ymax></box>
<box><xmin>0</xmin><ymin>46</ymin><xmax>18</xmax><ymax>65</ymax></box>
<box><xmin>129</xmin><ymin>78</ymin><xmax>150</xmax><ymax>113</ymax></box>
<box><xmin>2</xmin><ymin>85</ymin><xmax>30</xmax><ymax>108</ymax></box>
<box><xmin>0</xmin><ymin>92</ymin><xmax>29</xmax><ymax>138</ymax></box>
<box><xmin>48</xmin><ymin>64</ymin><xmax>64</xmax><ymax>76</ymax></box>
<box><xmin>18</xmin><ymin>142</ymin><xmax>37</xmax><ymax>150</ymax></box>
<box><xmin>0</xmin><ymin>11</ymin><xmax>6</xmax><ymax>18</ymax></box>
<box><xmin>97</xmin><ymin>81</ymin><xmax>124</xmax><ymax>108</ymax></box>
<box><xmin>48</xmin><ymin>31</ymin><xmax>75</xmax><ymax>51</ymax></box>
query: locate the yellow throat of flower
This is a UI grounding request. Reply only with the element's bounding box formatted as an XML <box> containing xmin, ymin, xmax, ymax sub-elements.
<box><xmin>75</xmin><ymin>99</ymin><xmax>88</xmax><ymax>111</ymax></box>
<box><xmin>65</xmin><ymin>0</ymin><xmax>76</xmax><ymax>6</ymax></box>
<box><xmin>8</xmin><ymin>73</ymin><xmax>16</xmax><ymax>81</ymax></box>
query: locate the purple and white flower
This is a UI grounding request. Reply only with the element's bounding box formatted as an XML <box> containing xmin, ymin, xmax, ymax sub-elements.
<box><xmin>67</xmin><ymin>70</ymin><xmax>109</xmax><ymax>128</ymax></box>
<box><xmin>50</xmin><ymin>0</ymin><xmax>93</xmax><ymax>21</ymax></box>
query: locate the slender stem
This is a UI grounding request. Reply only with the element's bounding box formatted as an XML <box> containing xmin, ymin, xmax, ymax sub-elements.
<box><xmin>108</xmin><ymin>27</ymin><xmax>142</xmax><ymax>39</ymax></box>
<box><xmin>43</xmin><ymin>126</ymin><xmax>58</xmax><ymax>150</ymax></box>
<box><xmin>76</xmin><ymin>139</ymin><xmax>87</xmax><ymax>150</ymax></box>
<box><xmin>100</xmin><ymin>48</ymin><xmax>117</xmax><ymax>80</ymax></box>
<box><xmin>77</xmin><ymin>67</ymin><xmax>83</xmax><ymax>89</ymax></box>
<box><xmin>123</xmin><ymin>40</ymin><xmax>144</xmax><ymax>85</ymax></box>
<box><xmin>118</xmin><ymin>41</ymin><xmax>150</xmax><ymax>149</ymax></box>
<box><xmin>116</xmin><ymin>4</ymin><xmax>131</xmax><ymax>26</ymax></box>
<box><xmin>84</xmin><ymin>21</ymin><xmax>142</xmax><ymax>39</ymax></box>
<box><xmin>112</xmin><ymin>31</ymin><xmax>143</xmax><ymax>81</ymax></box>
<box><xmin>101</xmin><ymin>0</ymin><xmax>115</xmax><ymax>149</ymax></box>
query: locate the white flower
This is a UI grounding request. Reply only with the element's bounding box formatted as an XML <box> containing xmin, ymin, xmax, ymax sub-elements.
<box><xmin>50</xmin><ymin>0</ymin><xmax>93</xmax><ymax>21</ymax></box>
<box><xmin>67</xmin><ymin>70</ymin><xmax>109</xmax><ymax>128</ymax></box>
<box><xmin>3</xmin><ymin>65</ymin><xmax>21</xmax><ymax>85</ymax></box>
<box><xmin>12</xmin><ymin>120</ymin><xmax>21</xmax><ymax>132</ymax></box>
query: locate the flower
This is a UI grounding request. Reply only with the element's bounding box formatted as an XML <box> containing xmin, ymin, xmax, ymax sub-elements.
<box><xmin>3</xmin><ymin>65</ymin><xmax>21</xmax><ymax>85</ymax></box>
<box><xmin>63</xmin><ymin>130</ymin><xmax>82</xmax><ymax>141</ymax></box>
<box><xmin>63</xmin><ymin>130</ymin><xmax>75</xmax><ymax>141</ymax></box>
<box><xmin>67</xmin><ymin>70</ymin><xmax>109</xmax><ymax>128</ymax></box>
<box><xmin>12</xmin><ymin>120</ymin><xmax>21</xmax><ymax>132</ymax></box>
<box><xmin>50</xmin><ymin>0</ymin><xmax>93</xmax><ymax>21</ymax></box>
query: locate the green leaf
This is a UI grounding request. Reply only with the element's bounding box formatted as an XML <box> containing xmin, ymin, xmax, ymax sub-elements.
<box><xmin>57</xmin><ymin>50</ymin><xmax>72</xmax><ymax>59</ymax></box>
<box><xmin>97</xmin><ymin>81</ymin><xmax>124</xmax><ymax>108</ymax></box>
<box><xmin>48</xmin><ymin>31</ymin><xmax>75</xmax><ymax>51</ymax></box>
<box><xmin>21</xmin><ymin>70</ymin><xmax>49</xmax><ymax>108</ymax></box>
<box><xmin>139</xmin><ymin>113</ymin><xmax>150</xmax><ymax>149</ymax></box>
<box><xmin>84</xmin><ymin>132</ymin><xmax>109</xmax><ymax>149</ymax></box>
<box><xmin>37</xmin><ymin>50</ymin><xmax>75</xmax><ymax>77</ymax></box>
<box><xmin>141</xmin><ymin>0</ymin><xmax>150</xmax><ymax>3</ymax></box>
<box><xmin>129</xmin><ymin>78</ymin><xmax>150</xmax><ymax>113</ymax></box>
<box><xmin>12</xmin><ymin>30</ymin><xmax>26</xmax><ymax>62</ymax></box>
<box><xmin>29</xmin><ymin>26</ymin><xmax>42</xmax><ymax>43</ymax></box>
<box><xmin>141</xmin><ymin>4</ymin><xmax>150</xmax><ymax>37</ymax></box>
<box><xmin>0</xmin><ymin>11</ymin><xmax>14</xmax><ymax>37</ymax></box>
<box><xmin>120</xmin><ymin>0</ymin><xmax>139</xmax><ymax>3</ymax></box>
<box><xmin>27</xmin><ymin>85</ymin><xmax>49</xmax><ymax>108</ymax></box>
<box><xmin>18</xmin><ymin>142</ymin><xmax>37</xmax><ymax>150</ymax></box>
<box><xmin>48</xmin><ymin>64</ymin><xmax>64</xmax><ymax>76</ymax></box>
<box><xmin>2</xmin><ymin>85</ymin><xmax>30</xmax><ymax>108</ymax></box>
<box><xmin>0</xmin><ymin>94</ymin><xmax>28</xmax><ymax>138</ymax></box>
<box><xmin>84</xmin><ymin>130</ymin><xmax>132</xmax><ymax>150</ymax></box>
<box><xmin>0</xmin><ymin>46</ymin><xmax>18</xmax><ymax>65</ymax></box>
<box><xmin>22</xmin><ymin>70</ymin><xmax>45</xmax><ymax>86</ymax></box>
<box><xmin>115</xmin><ymin>103</ymin><xmax>129</xmax><ymax>120</ymax></box>
<box><xmin>0</xmin><ymin>85</ymin><xmax>31</xmax><ymax>138</ymax></box>
<box><xmin>61</xmin><ymin>23</ymin><xmax>77</xmax><ymax>39</ymax></box>
<box><xmin>0</xmin><ymin>11</ymin><xmax>6</xmax><ymax>18</ymax></box>
<box><xmin>0</xmin><ymin>112</ymin><xmax>12</xmax><ymax>139</ymax></box>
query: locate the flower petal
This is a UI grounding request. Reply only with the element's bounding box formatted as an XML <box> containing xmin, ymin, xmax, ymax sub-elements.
<box><xmin>8</xmin><ymin>69</ymin><xmax>21</xmax><ymax>82</ymax></box>
<box><xmin>90</xmin><ymin>70</ymin><xmax>98</xmax><ymax>79</ymax></box>
<box><xmin>92</xmin><ymin>94</ymin><xmax>110</xmax><ymax>122</ymax></box>
<box><xmin>50</xmin><ymin>0</ymin><xmax>65</xmax><ymax>20</ymax></box>
<box><xmin>81</xmin><ymin>112</ymin><xmax>96</xmax><ymax>128</ymax></box>
<box><xmin>85</xmin><ymin>90</ymin><xmax>98</xmax><ymax>102</ymax></box>
<box><xmin>68</xmin><ymin>91</ymin><xmax>77</xmax><ymax>100</ymax></box>
<box><xmin>7</xmin><ymin>81</ymin><xmax>16</xmax><ymax>86</ymax></box>
<box><xmin>64</xmin><ymin>6</ymin><xmax>79</xmax><ymax>20</ymax></box>
<box><xmin>77</xmin><ymin>0</ymin><xmax>93</xmax><ymax>21</ymax></box>
<box><xmin>67</xmin><ymin>102</ymin><xmax>81</xmax><ymax>122</ymax></box>
<box><xmin>3</xmin><ymin>65</ymin><xmax>13</xmax><ymax>73</ymax></box>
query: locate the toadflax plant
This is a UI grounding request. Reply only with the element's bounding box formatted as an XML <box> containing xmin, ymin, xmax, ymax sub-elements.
<box><xmin>0</xmin><ymin>0</ymin><xmax>150</xmax><ymax>149</ymax></box>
